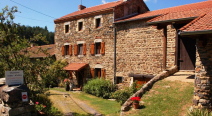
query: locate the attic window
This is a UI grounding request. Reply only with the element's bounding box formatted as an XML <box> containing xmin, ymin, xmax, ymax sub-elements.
<box><xmin>65</xmin><ymin>25</ymin><xmax>69</xmax><ymax>33</ymax></box>
<box><xmin>96</xmin><ymin>18</ymin><xmax>101</xmax><ymax>28</ymax></box>
<box><xmin>78</xmin><ymin>22</ymin><xmax>83</xmax><ymax>31</ymax></box>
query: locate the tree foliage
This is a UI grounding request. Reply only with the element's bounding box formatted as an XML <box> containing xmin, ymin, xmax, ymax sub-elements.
<box><xmin>0</xmin><ymin>6</ymin><xmax>68</xmax><ymax>95</ymax></box>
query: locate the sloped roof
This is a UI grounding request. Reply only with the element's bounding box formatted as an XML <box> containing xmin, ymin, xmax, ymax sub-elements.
<box><xmin>115</xmin><ymin>0</ymin><xmax>212</xmax><ymax>24</ymax></box>
<box><xmin>25</xmin><ymin>44</ymin><xmax>55</xmax><ymax>58</ymax></box>
<box><xmin>64</xmin><ymin>63</ymin><xmax>88</xmax><ymax>71</ymax></box>
<box><xmin>179</xmin><ymin>11</ymin><xmax>212</xmax><ymax>34</ymax></box>
<box><xmin>54</xmin><ymin>1</ymin><xmax>122</xmax><ymax>23</ymax></box>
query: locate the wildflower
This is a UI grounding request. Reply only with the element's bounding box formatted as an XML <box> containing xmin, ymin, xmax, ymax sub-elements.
<box><xmin>36</xmin><ymin>102</ymin><xmax>39</xmax><ymax>105</ymax></box>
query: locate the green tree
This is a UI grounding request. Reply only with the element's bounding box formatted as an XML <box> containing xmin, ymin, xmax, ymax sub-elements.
<box><xmin>0</xmin><ymin>6</ymin><xmax>68</xmax><ymax>96</ymax></box>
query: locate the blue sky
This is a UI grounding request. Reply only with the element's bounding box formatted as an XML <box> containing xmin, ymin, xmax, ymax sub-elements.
<box><xmin>0</xmin><ymin>0</ymin><xmax>206</xmax><ymax>32</ymax></box>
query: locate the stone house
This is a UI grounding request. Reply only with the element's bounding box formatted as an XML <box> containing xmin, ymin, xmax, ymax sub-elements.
<box><xmin>54</xmin><ymin>0</ymin><xmax>212</xmax><ymax>108</ymax></box>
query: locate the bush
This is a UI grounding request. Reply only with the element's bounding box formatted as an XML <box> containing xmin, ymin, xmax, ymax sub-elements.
<box><xmin>83</xmin><ymin>78</ymin><xmax>116</xmax><ymax>99</ymax></box>
<box><xmin>112</xmin><ymin>81</ymin><xmax>142</xmax><ymax>105</ymax></box>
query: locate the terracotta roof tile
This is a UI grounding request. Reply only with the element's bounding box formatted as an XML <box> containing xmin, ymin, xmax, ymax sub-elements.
<box><xmin>180</xmin><ymin>11</ymin><xmax>212</xmax><ymax>32</ymax></box>
<box><xmin>25</xmin><ymin>44</ymin><xmax>55</xmax><ymax>58</ymax></box>
<box><xmin>115</xmin><ymin>0</ymin><xmax>212</xmax><ymax>23</ymax></box>
<box><xmin>64</xmin><ymin>63</ymin><xmax>88</xmax><ymax>71</ymax></box>
<box><xmin>55</xmin><ymin>1</ymin><xmax>122</xmax><ymax>23</ymax></box>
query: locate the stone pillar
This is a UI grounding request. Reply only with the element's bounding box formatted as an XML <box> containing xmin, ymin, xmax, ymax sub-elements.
<box><xmin>193</xmin><ymin>38</ymin><xmax>212</xmax><ymax>109</ymax></box>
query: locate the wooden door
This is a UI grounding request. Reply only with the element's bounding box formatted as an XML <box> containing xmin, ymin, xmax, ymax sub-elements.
<box><xmin>178</xmin><ymin>37</ymin><xmax>196</xmax><ymax>70</ymax></box>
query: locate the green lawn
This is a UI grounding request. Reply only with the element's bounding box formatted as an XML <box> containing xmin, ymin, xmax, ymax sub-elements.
<box><xmin>126</xmin><ymin>80</ymin><xmax>194</xmax><ymax>116</ymax></box>
<box><xmin>50</xmin><ymin>88</ymin><xmax>121</xmax><ymax>116</ymax></box>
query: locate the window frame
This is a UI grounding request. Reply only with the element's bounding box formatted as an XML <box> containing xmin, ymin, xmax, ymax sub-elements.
<box><xmin>95</xmin><ymin>68</ymin><xmax>102</xmax><ymax>79</ymax></box>
<box><xmin>64</xmin><ymin>22</ymin><xmax>70</xmax><ymax>34</ymax></box>
<box><xmin>95</xmin><ymin>18</ymin><xmax>101</xmax><ymax>28</ymax></box>
<box><xmin>78</xmin><ymin>22</ymin><xmax>83</xmax><ymax>31</ymax></box>
<box><xmin>94</xmin><ymin>15</ymin><xmax>102</xmax><ymax>29</ymax></box>
<box><xmin>78</xmin><ymin>44</ymin><xmax>83</xmax><ymax>55</ymax></box>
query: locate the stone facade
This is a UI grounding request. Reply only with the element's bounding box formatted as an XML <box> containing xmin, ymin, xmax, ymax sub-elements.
<box><xmin>193</xmin><ymin>37</ymin><xmax>212</xmax><ymax>109</ymax></box>
<box><xmin>115</xmin><ymin>20</ymin><xmax>176</xmax><ymax>83</ymax></box>
<box><xmin>55</xmin><ymin>12</ymin><xmax>115</xmax><ymax>84</ymax></box>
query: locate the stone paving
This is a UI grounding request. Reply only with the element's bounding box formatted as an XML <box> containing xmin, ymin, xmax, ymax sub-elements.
<box><xmin>164</xmin><ymin>71</ymin><xmax>195</xmax><ymax>83</ymax></box>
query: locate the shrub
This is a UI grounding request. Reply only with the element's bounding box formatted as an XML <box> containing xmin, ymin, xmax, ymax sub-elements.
<box><xmin>83</xmin><ymin>78</ymin><xmax>116</xmax><ymax>99</ymax></box>
<box><xmin>112</xmin><ymin>81</ymin><xmax>142</xmax><ymax>105</ymax></box>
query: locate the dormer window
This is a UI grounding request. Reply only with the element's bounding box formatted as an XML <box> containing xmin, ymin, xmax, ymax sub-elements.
<box><xmin>65</xmin><ymin>25</ymin><xmax>69</xmax><ymax>33</ymax></box>
<box><xmin>78</xmin><ymin>22</ymin><xmax>83</xmax><ymax>31</ymax></box>
<box><xmin>96</xmin><ymin>18</ymin><xmax>101</xmax><ymax>28</ymax></box>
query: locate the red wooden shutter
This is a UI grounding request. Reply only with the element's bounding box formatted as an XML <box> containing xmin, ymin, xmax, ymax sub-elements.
<box><xmin>69</xmin><ymin>45</ymin><xmax>72</xmax><ymax>55</ymax></box>
<box><xmin>91</xmin><ymin>43</ymin><xmax>95</xmax><ymax>55</ymax></box>
<box><xmin>62</xmin><ymin>46</ymin><xmax>65</xmax><ymax>56</ymax></box>
<box><xmin>83</xmin><ymin>43</ymin><xmax>86</xmax><ymax>55</ymax></box>
<box><xmin>101</xmin><ymin>69</ymin><xmax>105</xmax><ymax>80</ymax></box>
<box><xmin>101</xmin><ymin>42</ymin><xmax>105</xmax><ymax>55</ymax></box>
<box><xmin>91</xmin><ymin>68</ymin><xmax>94</xmax><ymax>78</ymax></box>
<box><xmin>74</xmin><ymin>44</ymin><xmax>78</xmax><ymax>56</ymax></box>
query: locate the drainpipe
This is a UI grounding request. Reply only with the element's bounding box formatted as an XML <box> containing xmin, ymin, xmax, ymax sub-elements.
<box><xmin>114</xmin><ymin>26</ymin><xmax>117</xmax><ymax>85</ymax></box>
<box><xmin>113</xmin><ymin>8</ymin><xmax>116</xmax><ymax>85</ymax></box>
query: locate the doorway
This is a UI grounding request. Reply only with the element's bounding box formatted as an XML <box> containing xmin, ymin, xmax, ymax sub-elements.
<box><xmin>178</xmin><ymin>36</ymin><xmax>196</xmax><ymax>70</ymax></box>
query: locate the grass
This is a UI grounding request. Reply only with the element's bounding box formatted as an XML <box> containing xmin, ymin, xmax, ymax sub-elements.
<box><xmin>126</xmin><ymin>80</ymin><xmax>194</xmax><ymax>116</ymax></box>
<box><xmin>49</xmin><ymin>88</ymin><xmax>121</xmax><ymax>116</ymax></box>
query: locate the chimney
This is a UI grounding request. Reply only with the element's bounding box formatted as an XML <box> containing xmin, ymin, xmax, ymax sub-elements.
<box><xmin>79</xmin><ymin>5</ymin><xmax>86</xmax><ymax>11</ymax></box>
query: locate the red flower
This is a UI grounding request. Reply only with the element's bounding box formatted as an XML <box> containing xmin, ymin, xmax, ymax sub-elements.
<box><xmin>36</xmin><ymin>102</ymin><xmax>39</xmax><ymax>105</ymax></box>
<box><xmin>43</xmin><ymin>105</ymin><xmax>46</xmax><ymax>108</ymax></box>
<box><xmin>130</xmin><ymin>97</ymin><xmax>140</xmax><ymax>103</ymax></box>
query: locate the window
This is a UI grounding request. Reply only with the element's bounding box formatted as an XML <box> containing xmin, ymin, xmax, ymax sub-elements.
<box><xmin>137</xmin><ymin>6</ymin><xmax>141</xmax><ymax>14</ymax></box>
<box><xmin>116</xmin><ymin>77</ymin><xmax>123</xmax><ymax>84</ymax></box>
<box><xmin>65</xmin><ymin>25</ymin><xmax>69</xmax><ymax>33</ymax></box>
<box><xmin>91</xmin><ymin>42</ymin><xmax>105</xmax><ymax>55</ymax></box>
<box><xmin>78</xmin><ymin>22</ymin><xmax>83</xmax><ymax>31</ymax></box>
<box><xmin>78</xmin><ymin>44</ymin><xmax>83</xmax><ymax>55</ymax></box>
<box><xmin>95</xmin><ymin>43</ymin><xmax>101</xmax><ymax>54</ymax></box>
<box><xmin>74</xmin><ymin>43</ymin><xmax>86</xmax><ymax>56</ymax></box>
<box><xmin>95</xmin><ymin>68</ymin><xmax>101</xmax><ymax>79</ymax></box>
<box><xmin>62</xmin><ymin>44</ymin><xmax>72</xmax><ymax>56</ymax></box>
<box><xmin>65</xmin><ymin>45</ymin><xmax>69</xmax><ymax>55</ymax></box>
<box><xmin>96</xmin><ymin>18</ymin><xmax>101</xmax><ymax>28</ymax></box>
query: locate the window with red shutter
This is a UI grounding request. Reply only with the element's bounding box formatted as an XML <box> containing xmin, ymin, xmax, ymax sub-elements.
<box><xmin>69</xmin><ymin>45</ymin><xmax>72</xmax><ymax>55</ymax></box>
<box><xmin>74</xmin><ymin>44</ymin><xmax>78</xmax><ymax>56</ymax></box>
<box><xmin>91</xmin><ymin>43</ymin><xmax>95</xmax><ymax>55</ymax></box>
<box><xmin>101</xmin><ymin>69</ymin><xmax>105</xmax><ymax>80</ymax></box>
<box><xmin>101</xmin><ymin>42</ymin><xmax>105</xmax><ymax>55</ymax></box>
<box><xmin>83</xmin><ymin>43</ymin><xmax>86</xmax><ymax>55</ymax></box>
<box><xmin>62</xmin><ymin>46</ymin><xmax>65</xmax><ymax>56</ymax></box>
<box><xmin>91</xmin><ymin>68</ymin><xmax>94</xmax><ymax>78</ymax></box>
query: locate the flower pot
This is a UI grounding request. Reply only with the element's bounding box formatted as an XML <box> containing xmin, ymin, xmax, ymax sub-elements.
<box><xmin>65</xmin><ymin>84</ymin><xmax>70</xmax><ymax>91</ymax></box>
<box><xmin>133</xmin><ymin>103</ymin><xmax>139</xmax><ymax>109</ymax></box>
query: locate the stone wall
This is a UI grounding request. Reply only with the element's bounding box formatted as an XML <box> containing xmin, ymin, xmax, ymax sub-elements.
<box><xmin>193</xmin><ymin>37</ymin><xmax>212</xmax><ymax>109</ymax></box>
<box><xmin>55</xmin><ymin>12</ymin><xmax>115</xmax><ymax>82</ymax></box>
<box><xmin>115</xmin><ymin>20</ymin><xmax>176</xmax><ymax>84</ymax></box>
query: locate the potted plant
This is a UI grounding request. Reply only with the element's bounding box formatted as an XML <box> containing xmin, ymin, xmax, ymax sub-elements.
<box><xmin>64</xmin><ymin>78</ymin><xmax>70</xmax><ymax>91</ymax></box>
<box><xmin>35</xmin><ymin>102</ymin><xmax>46</xmax><ymax>115</ymax></box>
<box><xmin>130</xmin><ymin>96</ymin><xmax>140</xmax><ymax>109</ymax></box>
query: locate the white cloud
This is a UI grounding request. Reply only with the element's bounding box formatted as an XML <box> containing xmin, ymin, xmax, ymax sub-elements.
<box><xmin>102</xmin><ymin>0</ymin><xmax>108</xmax><ymax>4</ymax></box>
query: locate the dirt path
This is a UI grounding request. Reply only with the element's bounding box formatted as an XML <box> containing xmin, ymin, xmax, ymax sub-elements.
<box><xmin>49</xmin><ymin>90</ymin><xmax>101</xmax><ymax>116</ymax></box>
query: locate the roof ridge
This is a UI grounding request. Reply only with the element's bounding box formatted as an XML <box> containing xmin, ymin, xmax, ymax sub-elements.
<box><xmin>179</xmin><ymin>13</ymin><xmax>207</xmax><ymax>31</ymax></box>
<box><xmin>82</xmin><ymin>0</ymin><xmax>120</xmax><ymax>9</ymax></box>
